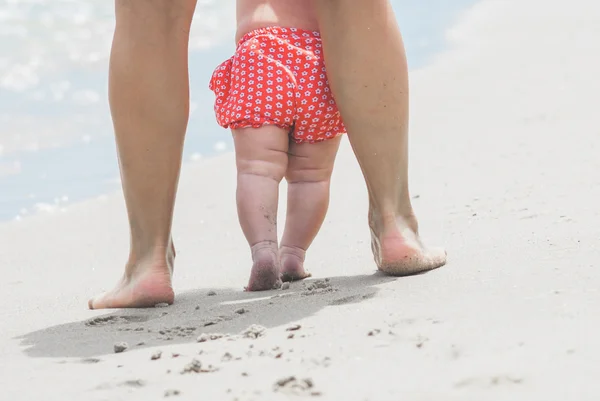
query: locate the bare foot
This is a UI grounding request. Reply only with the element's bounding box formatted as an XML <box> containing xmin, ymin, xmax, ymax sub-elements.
<box><xmin>246</xmin><ymin>242</ymin><xmax>282</xmax><ymax>291</ymax></box>
<box><xmin>279</xmin><ymin>245</ymin><xmax>312</xmax><ymax>282</ymax></box>
<box><xmin>371</xmin><ymin>214</ymin><xmax>447</xmax><ymax>276</ymax></box>
<box><xmin>89</xmin><ymin>246</ymin><xmax>175</xmax><ymax>309</ymax></box>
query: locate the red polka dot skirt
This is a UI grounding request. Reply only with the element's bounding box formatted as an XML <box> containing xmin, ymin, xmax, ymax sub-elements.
<box><xmin>209</xmin><ymin>27</ymin><xmax>346</xmax><ymax>144</ymax></box>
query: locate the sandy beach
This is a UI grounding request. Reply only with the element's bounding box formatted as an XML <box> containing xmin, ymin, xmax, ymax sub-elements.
<box><xmin>1</xmin><ymin>0</ymin><xmax>599</xmax><ymax>399</ymax></box>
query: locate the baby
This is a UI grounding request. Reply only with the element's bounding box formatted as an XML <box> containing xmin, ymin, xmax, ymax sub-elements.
<box><xmin>209</xmin><ymin>0</ymin><xmax>345</xmax><ymax>291</ymax></box>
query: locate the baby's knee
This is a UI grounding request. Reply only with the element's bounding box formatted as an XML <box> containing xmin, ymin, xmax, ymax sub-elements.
<box><xmin>237</xmin><ymin>154</ymin><xmax>288</xmax><ymax>183</ymax></box>
<box><xmin>286</xmin><ymin>165</ymin><xmax>333</xmax><ymax>184</ymax></box>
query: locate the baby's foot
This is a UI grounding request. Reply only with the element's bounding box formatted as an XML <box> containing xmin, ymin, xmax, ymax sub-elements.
<box><xmin>279</xmin><ymin>245</ymin><xmax>311</xmax><ymax>282</ymax></box>
<box><xmin>246</xmin><ymin>241</ymin><xmax>282</xmax><ymax>291</ymax></box>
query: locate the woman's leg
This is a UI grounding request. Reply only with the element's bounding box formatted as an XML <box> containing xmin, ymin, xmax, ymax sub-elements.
<box><xmin>89</xmin><ymin>0</ymin><xmax>197</xmax><ymax>309</ymax></box>
<box><xmin>313</xmin><ymin>0</ymin><xmax>446</xmax><ymax>275</ymax></box>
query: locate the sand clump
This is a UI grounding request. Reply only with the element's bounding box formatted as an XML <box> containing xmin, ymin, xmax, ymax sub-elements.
<box><xmin>274</xmin><ymin>376</ymin><xmax>321</xmax><ymax>396</ymax></box>
<box><xmin>181</xmin><ymin>359</ymin><xmax>219</xmax><ymax>374</ymax></box>
<box><xmin>164</xmin><ymin>389</ymin><xmax>181</xmax><ymax>397</ymax></box>
<box><xmin>286</xmin><ymin>324</ymin><xmax>302</xmax><ymax>331</ymax></box>
<box><xmin>113</xmin><ymin>342</ymin><xmax>128</xmax><ymax>353</ymax></box>
<box><xmin>242</xmin><ymin>324</ymin><xmax>266</xmax><ymax>339</ymax></box>
<box><xmin>367</xmin><ymin>329</ymin><xmax>381</xmax><ymax>337</ymax></box>
<box><xmin>302</xmin><ymin>279</ymin><xmax>336</xmax><ymax>296</ymax></box>
<box><xmin>197</xmin><ymin>333</ymin><xmax>227</xmax><ymax>343</ymax></box>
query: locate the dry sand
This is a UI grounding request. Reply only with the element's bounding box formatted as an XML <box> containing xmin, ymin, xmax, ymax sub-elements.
<box><xmin>1</xmin><ymin>0</ymin><xmax>599</xmax><ymax>399</ymax></box>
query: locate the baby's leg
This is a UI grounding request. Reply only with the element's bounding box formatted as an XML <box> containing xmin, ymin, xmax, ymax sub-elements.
<box><xmin>233</xmin><ymin>126</ymin><xmax>289</xmax><ymax>291</ymax></box>
<box><xmin>280</xmin><ymin>136</ymin><xmax>342</xmax><ymax>282</ymax></box>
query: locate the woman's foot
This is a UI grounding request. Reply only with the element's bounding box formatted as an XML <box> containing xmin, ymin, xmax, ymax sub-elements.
<box><xmin>370</xmin><ymin>213</ymin><xmax>447</xmax><ymax>276</ymax></box>
<box><xmin>89</xmin><ymin>245</ymin><xmax>175</xmax><ymax>309</ymax></box>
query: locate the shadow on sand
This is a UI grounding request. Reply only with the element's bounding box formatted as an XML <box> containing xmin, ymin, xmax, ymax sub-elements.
<box><xmin>17</xmin><ymin>273</ymin><xmax>397</xmax><ymax>359</ymax></box>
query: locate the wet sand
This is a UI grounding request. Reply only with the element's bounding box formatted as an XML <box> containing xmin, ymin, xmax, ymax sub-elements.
<box><xmin>1</xmin><ymin>0</ymin><xmax>599</xmax><ymax>399</ymax></box>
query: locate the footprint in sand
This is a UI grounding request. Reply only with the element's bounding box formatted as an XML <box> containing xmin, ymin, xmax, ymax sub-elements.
<box><xmin>85</xmin><ymin>315</ymin><xmax>149</xmax><ymax>327</ymax></box>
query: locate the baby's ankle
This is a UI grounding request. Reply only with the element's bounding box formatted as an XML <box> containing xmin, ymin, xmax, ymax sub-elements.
<box><xmin>251</xmin><ymin>240</ymin><xmax>278</xmax><ymax>259</ymax></box>
<box><xmin>279</xmin><ymin>245</ymin><xmax>306</xmax><ymax>261</ymax></box>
